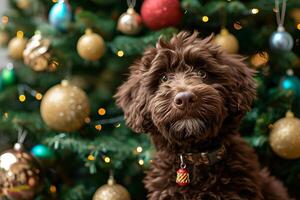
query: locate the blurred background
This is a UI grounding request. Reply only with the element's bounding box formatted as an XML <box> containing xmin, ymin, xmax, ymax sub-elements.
<box><xmin>0</xmin><ymin>0</ymin><xmax>300</xmax><ymax>199</ymax></box>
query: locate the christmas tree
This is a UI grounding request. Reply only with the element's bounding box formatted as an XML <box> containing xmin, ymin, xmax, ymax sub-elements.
<box><xmin>0</xmin><ymin>0</ymin><xmax>300</xmax><ymax>199</ymax></box>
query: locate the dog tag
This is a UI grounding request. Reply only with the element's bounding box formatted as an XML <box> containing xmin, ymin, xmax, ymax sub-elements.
<box><xmin>176</xmin><ymin>155</ymin><xmax>190</xmax><ymax>186</ymax></box>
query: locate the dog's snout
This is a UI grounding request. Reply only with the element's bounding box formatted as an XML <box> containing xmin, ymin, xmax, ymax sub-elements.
<box><xmin>174</xmin><ymin>91</ymin><xmax>197</xmax><ymax>109</ymax></box>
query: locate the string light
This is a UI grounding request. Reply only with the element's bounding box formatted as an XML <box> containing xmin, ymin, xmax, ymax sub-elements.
<box><xmin>88</xmin><ymin>155</ymin><xmax>95</xmax><ymax>161</ymax></box>
<box><xmin>297</xmin><ymin>24</ymin><xmax>300</xmax><ymax>30</ymax></box>
<box><xmin>251</xmin><ymin>8</ymin><xmax>259</xmax><ymax>14</ymax></box>
<box><xmin>115</xmin><ymin>123</ymin><xmax>121</xmax><ymax>128</ymax></box>
<box><xmin>3</xmin><ymin>112</ymin><xmax>8</xmax><ymax>118</ymax></box>
<box><xmin>117</xmin><ymin>50</ymin><xmax>124</xmax><ymax>57</ymax></box>
<box><xmin>138</xmin><ymin>159</ymin><xmax>144</xmax><ymax>166</ymax></box>
<box><xmin>98</xmin><ymin>108</ymin><xmax>106</xmax><ymax>116</ymax></box>
<box><xmin>233</xmin><ymin>22</ymin><xmax>242</xmax><ymax>30</ymax></box>
<box><xmin>95</xmin><ymin>124</ymin><xmax>102</xmax><ymax>131</ymax></box>
<box><xmin>104</xmin><ymin>156</ymin><xmax>111</xmax><ymax>163</ymax></box>
<box><xmin>2</xmin><ymin>16</ymin><xmax>8</xmax><ymax>24</ymax></box>
<box><xmin>202</xmin><ymin>16</ymin><xmax>209</xmax><ymax>23</ymax></box>
<box><xmin>19</xmin><ymin>95</ymin><xmax>26</xmax><ymax>102</ymax></box>
<box><xmin>52</xmin><ymin>0</ymin><xmax>58</xmax><ymax>3</ymax></box>
<box><xmin>84</xmin><ymin>117</ymin><xmax>91</xmax><ymax>123</ymax></box>
<box><xmin>35</xmin><ymin>92</ymin><xmax>43</xmax><ymax>100</ymax></box>
<box><xmin>136</xmin><ymin>146</ymin><xmax>143</xmax><ymax>153</ymax></box>
<box><xmin>49</xmin><ymin>185</ymin><xmax>57</xmax><ymax>193</ymax></box>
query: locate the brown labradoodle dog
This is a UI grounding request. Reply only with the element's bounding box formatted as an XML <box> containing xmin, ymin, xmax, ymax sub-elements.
<box><xmin>115</xmin><ymin>31</ymin><xmax>289</xmax><ymax>200</ymax></box>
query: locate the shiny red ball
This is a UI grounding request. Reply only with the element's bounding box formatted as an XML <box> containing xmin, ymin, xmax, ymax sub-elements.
<box><xmin>141</xmin><ymin>0</ymin><xmax>183</xmax><ymax>30</ymax></box>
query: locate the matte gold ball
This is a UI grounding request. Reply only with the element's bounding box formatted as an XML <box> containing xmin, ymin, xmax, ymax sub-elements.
<box><xmin>0</xmin><ymin>143</ymin><xmax>44</xmax><ymax>200</ymax></box>
<box><xmin>93</xmin><ymin>178</ymin><xmax>131</xmax><ymax>200</ymax></box>
<box><xmin>117</xmin><ymin>8</ymin><xmax>142</xmax><ymax>35</ymax></box>
<box><xmin>8</xmin><ymin>36</ymin><xmax>27</xmax><ymax>59</ymax></box>
<box><xmin>269</xmin><ymin>111</ymin><xmax>300</xmax><ymax>159</ymax></box>
<box><xmin>77</xmin><ymin>29</ymin><xmax>105</xmax><ymax>61</ymax></box>
<box><xmin>40</xmin><ymin>80</ymin><xmax>90</xmax><ymax>132</ymax></box>
<box><xmin>214</xmin><ymin>28</ymin><xmax>239</xmax><ymax>54</ymax></box>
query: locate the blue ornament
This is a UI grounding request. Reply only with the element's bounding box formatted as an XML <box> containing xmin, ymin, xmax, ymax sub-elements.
<box><xmin>269</xmin><ymin>26</ymin><xmax>294</xmax><ymax>53</ymax></box>
<box><xmin>49</xmin><ymin>0</ymin><xmax>71</xmax><ymax>31</ymax></box>
<box><xmin>279</xmin><ymin>72</ymin><xmax>300</xmax><ymax>97</ymax></box>
<box><xmin>31</xmin><ymin>144</ymin><xmax>55</xmax><ymax>165</ymax></box>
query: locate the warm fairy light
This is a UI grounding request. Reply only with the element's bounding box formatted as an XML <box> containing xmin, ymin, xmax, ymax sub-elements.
<box><xmin>88</xmin><ymin>155</ymin><xmax>95</xmax><ymax>161</ymax></box>
<box><xmin>136</xmin><ymin>146</ymin><xmax>143</xmax><ymax>153</ymax></box>
<box><xmin>104</xmin><ymin>156</ymin><xmax>111</xmax><ymax>163</ymax></box>
<box><xmin>52</xmin><ymin>0</ymin><xmax>58</xmax><ymax>3</ymax></box>
<box><xmin>250</xmin><ymin>52</ymin><xmax>269</xmax><ymax>67</ymax></box>
<box><xmin>297</xmin><ymin>24</ymin><xmax>300</xmax><ymax>30</ymax></box>
<box><xmin>2</xmin><ymin>16</ymin><xmax>8</xmax><ymax>24</ymax></box>
<box><xmin>49</xmin><ymin>185</ymin><xmax>57</xmax><ymax>193</ymax></box>
<box><xmin>98</xmin><ymin>108</ymin><xmax>106</xmax><ymax>116</ymax></box>
<box><xmin>84</xmin><ymin>117</ymin><xmax>91</xmax><ymax>123</ymax></box>
<box><xmin>117</xmin><ymin>50</ymin><xmax>124</xmax><ymax>57</ymax></box>
<box><xmin>115</xmin><ymin>123</ymin><xmax>121</xmax><ymax>128</ymax></box>
<box><xmin>233</xmin><ymin>22</ymin><xmax>242</xmax><ymax>30</ymax></box>
<box><xmin>202</xmin><ymin>16</ymin><xmax>209</xmax><ymax>22</ymax></box>
<box><xmin>16</xmin><ymin>31</ymin><xmax>24</xmax><ymax>39</ymax></box>
<box><xmin>251</xmin><ymin>8</ymin><xmax>259</xmax><ymax>14</ymax></box>
<box><xmin>35</xmin><ymin>93</ymin><xmax>43</xmax><ymax>100</ymax></box>
<box><xmin>138</xmin><ymin>159</ymin><xmax>144</xmax><ymax>166</ymax></box>
<box><xmin>19</xmin><ymin>95</ymin><xmax>26</xmax><ymax>102</ymax></box>
<box><xmin>95</xmin><ymin>124</ymin><xmax>102</xmax><ymax>131</ymax></box>
<box><xmin>3</xmin><ymin>112</ymin><xmax>8</xmax><ymax>118</ymax></box>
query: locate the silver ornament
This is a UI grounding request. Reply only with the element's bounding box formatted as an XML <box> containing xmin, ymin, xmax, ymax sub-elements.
<box><xmin>269</xmin><ymin>26</ymin><xmax>294</xmax><ymax>53</ymax></box>
<box><xmin>117</xmin><ymin>8</ymin><xmax>142</xmax><ymax>35</ymax></box>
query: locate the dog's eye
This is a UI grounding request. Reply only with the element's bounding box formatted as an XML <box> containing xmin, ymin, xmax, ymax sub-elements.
<box><xmin>160</xmin><ymin>75</ymin><xmax>168</xmax><ymax>83</ymax></box>
<box><xmin>197</xmin><ymin>70</ymin><xmax>207</xmax><ymax>79</ymax></box>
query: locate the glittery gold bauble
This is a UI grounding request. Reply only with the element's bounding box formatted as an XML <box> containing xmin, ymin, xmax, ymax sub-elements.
<box><xmin>117</xmin><ymin>8</ymin><xmax>142</xmax><ymax>35</ymax></box>
<box><xmin>40</xmin><ymin>80</ymin><xmax>90</xmax><ymax>132</ymax></box>
<box><xmin>77</xmin><ymin>29</ymin><xmax>105</xmax><ymax>61</ymax></box>
<box><xmin>0</xmin><ymin>143</ymin><xmax>44</xmax><ymax>200</ymax></box>
<box><xmin>23</xmin><ymin>31</ymin><xmax>52</xmax><ymax>72</ymax></box>
<box><xmin>269</xmin><ymin>111</ymin><xmax>300</xmax><ymax>159</ymax></box>
<box><xmin>8</xmin><ymin>36</ymin><xmax>27</xmax><ymax>60</ymax></box>
<box><xmin>0</xmin><ymin>31</ymin><xmax>9</xmax><ymax>46</ymax></box>
<box><xmin>93</xmin><ymin>177</ymin><xmax>131</xmax><ymax>200</ymax></box>
<box><xmin>214</xmin><ymin>28</ymin><xmax>239</xmax><ymax>54</ymax></box>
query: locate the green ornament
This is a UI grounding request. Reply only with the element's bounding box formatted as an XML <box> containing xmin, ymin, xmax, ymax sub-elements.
<box><xmin>0</xmin><ymin>76</ymin><xmax>3</xmax><ymax>91</ymax></box>
<box><xmin>1</xmin><ymin>67</ymin><xmax>15</xmax><ymax>86</ymax></box>
<box><xmin>31</xmin><ymin>144</ymin><xmax>56</xmax><ymax>165</ymax></box>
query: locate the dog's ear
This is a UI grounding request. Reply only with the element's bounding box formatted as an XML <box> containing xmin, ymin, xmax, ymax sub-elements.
<box><xmin>114</xmin><ymin>49</ymin><xmax>155</xmax><ymax>133</ymax></box>
<box><xmin>223</xmin><ymin>55</ymin><xmax>256</xmax><ymax>116</ymax></box>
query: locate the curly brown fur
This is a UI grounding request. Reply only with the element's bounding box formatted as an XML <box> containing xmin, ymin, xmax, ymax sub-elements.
<box><xmin>115</xmin><ymin>31</ymin><xmax>289</xmax><ymax>200</ymax></box>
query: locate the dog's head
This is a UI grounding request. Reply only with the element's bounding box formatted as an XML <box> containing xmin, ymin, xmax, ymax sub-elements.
<box><xmin>115</xmin><ymin>31</ymin><xmax>255</xmax><ymax>145</ymax></box>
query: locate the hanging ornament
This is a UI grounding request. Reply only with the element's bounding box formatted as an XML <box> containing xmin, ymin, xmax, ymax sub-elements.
<box><xmin>117</xmin><ymin>0</ymin><xmax>142</xmax><ymax>35</ymax></box>
<box><xmin>269</xmin><ymin>0</ymin><xmax>293</xmax><ymax>53</ymax></box>
<box><xmin>77</xmin><ymin>29</ymin><xmax>105</xmax><ymax>61</ymax></box>
<box><xmin>8</xmin><ymin>32</ymin><xmax>27</xmax><ymax>60</ymax></box>
<box><xmin>48</xmin><ymin>0</ymin><xmax>72</xmax><ymax>31</ymax></box>
<box><xmin>141</xmin><ymin>0</ymin><xmax>183</xmax><ymax>30</ymax></box>
<box><xmin>214</xmin><ymin>28</ymin><xmax>239</xmax><ymax>54</ymax></box>
<box><xmin>1</xmin><ymin>63</ymin><xmax>16</xmax><ymax>86</ymax></box>
<box><xmin>31</xmin><ymin>144</ymin><xmax>56</xmax><ymax>166</ymax></box>
<box><xmin>0</xmin><ymin>131</ymin><xmax>44</xmax><ymax>200</ymax></box>
<box><xmin>40</xmin><ymin>80</ymin><xmax>90</xmax><ymax>132</ymax></box>
<box><xmin>16</xmin><ymin>0</ymin><xmax>30</xmax><ymax>10</ymax></box>
<box><xmin>176</xmin><ymin>155</ymin><xmax>190</xmax><ymax>186</ymax></box>
<box><xmin>23</xmin><ymin>31</ymin><xmax>52</xmax><ymax>72</ymax></box>
<box><xmin>93</xmin><ymin>173</ymin><xmax>131</xmax><ymax>200</ymax></box>
<box><xmin>279</xmin><ymin>69</ymin><xmax>300</xmax><ymax>97</ymax></box>
<box><xmin>269</xmin><ymin>111</ymin><xmax>300</xmax><ymax>159</ymax></box>
<box><xmin>250</xmin><ymin>52</ymin><xmax>269</xmax><ymax>68</ymax></box>
<box><xmin>0</xmin><ymin>31</ymin><xmax>9</xmax><ymax>47</ymax></box>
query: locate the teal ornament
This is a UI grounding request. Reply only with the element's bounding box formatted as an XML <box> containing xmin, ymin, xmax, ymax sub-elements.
<box><xmin>1</xmin><ymin>65</ymin><xmax>15</xmax><ymax>86</ymax></box>
<box><xmin>279</xmin><ymin>72</ymin><xmax>300</xmax><ymax>97</ymax></box>
<box><xmin>31</xmin><ymin>144</ymin><xmax>55</xmax><ymax>165</ymax></box>
<box><xmin>49</xmin><ymin>0</ymin><xmax>71</xmax><ymax>31</ymax></box>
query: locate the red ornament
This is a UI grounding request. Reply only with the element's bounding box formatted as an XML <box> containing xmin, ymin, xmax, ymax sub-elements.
<box><xmin>141</xmin><ymin>0</ymin><xmax>183</xmax><ymax>30</ymax></box>
<box><xmin>176</xmin><ymin>168</ymin><xmax>190</xmax><ymax>186</ymax></box>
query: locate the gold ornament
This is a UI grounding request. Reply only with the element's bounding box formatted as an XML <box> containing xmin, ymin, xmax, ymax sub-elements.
<box><xmin>8</xmin><ymin>34</ymin><xmax>27</xmax><ymax>60</ymax></box>
<box><xmin>269</xmin><ymin>111</ymin><xmax>300</xmax><ymax>159</ymax></box>
<box><xmin>0</xmin><ymin>31</ymin><xmax>9</xmax><ymax>47</ymax></box>
<box><xmin>77</xmin><ymin>29</ymin><xmax>105</xmax><ymax>61</ymax></box>
<box><xmin>23</xmin><ymin>31</ymin><xmax>52</xmax><ymax>72</ymax></box>
<box><xmin>17</xmin><ymin>0</ymin><xmax>30</xmax><ymax>9</ymax></box>
<box><xmin>117</xmin><ymin>8</ymin><xmax>142</xmax><ymax>35</ymax></box>
<box><xmin>93</xmin><ymin>175</ymin><xmax>131</xmax><ymax>200</ymax></box>
<box><xmin>214</xmin><ymin>28</ymin><xmax>239</xmax><ymax>54</ymax></box>
<box><xmin>250</xmin><ymin>52</ymin><xmax>269</xmax><ymax>68</ymax></box>
<box><xmin>0</xmin><ymin>143</ymin><xmax>43</xmax><ymax>200</ymax></box>
<box><xmin>40</xmin><ymin>80</ymin><xmax>90</xmax><ymax>132</ymax></box>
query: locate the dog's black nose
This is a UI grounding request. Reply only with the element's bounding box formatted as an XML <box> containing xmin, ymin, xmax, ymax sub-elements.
<box><xmin>174</xmin><ymin>91</ymin><xmax>197</xmax><ymax>109</ymax></box>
